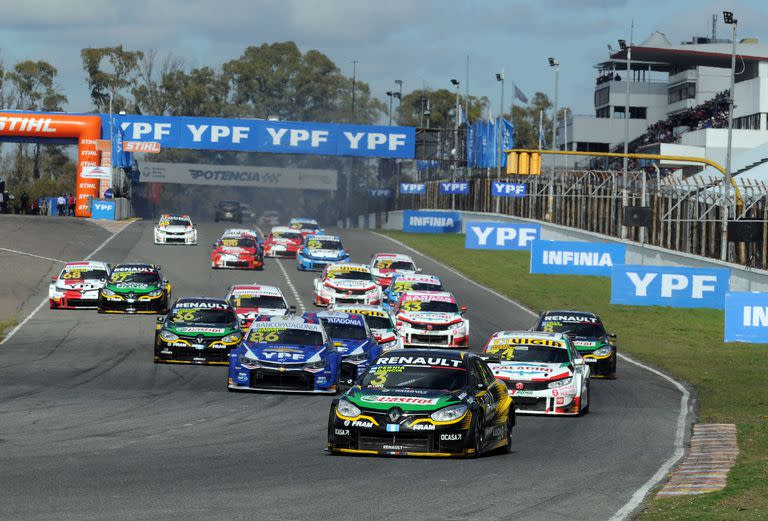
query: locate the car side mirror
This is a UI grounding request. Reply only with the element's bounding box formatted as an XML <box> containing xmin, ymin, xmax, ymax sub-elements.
<box><xmin>460</xmin><ymin>306</ymin><xmax>468</xmax><ymax>314</ymax></box>
<box><xmin>479</xmin><ymin>353</ymin><xmax>500</xmax><ymax>364</ymax></box>
<box><xmin>156</xmin><ymin>316</ymin><xmax>164</xmax><ymax>323</ymax></box>
<box><xmin>609</xmin><ymin>333</ymin><xmax>617</xmax><ymax>340</ymax></box>
<box><xmin>574</xmin><ymin>358</ymin><xmax>585</xmax><ymax>366</ymax></box>
<box><xmin>163</xmin><ymin>279</ymin><xmax>169</xmax><ymax>285</ymax></box>
<box><xmin>416</xmin><ymin>268</ymin><xmax>422</xmax><ymax>273</ymax></box>
<box><xmin>51</xmin><ymin>275</ymin><xmax>58</xmax><ymax>282</ymax></box>
<box><xmin>290</xmin><ymin>305</ymin><xmax>297</xmax><ymax>314</ymax></box>
<box><xmin>396</xmin><ymin>321</ymin><xmax>403</xmax><ymax>327</ymax></box>
<box><xmin>475</xmin><ymin>382</ymin><xmax>486</xmax><ymax>391</ymax></box>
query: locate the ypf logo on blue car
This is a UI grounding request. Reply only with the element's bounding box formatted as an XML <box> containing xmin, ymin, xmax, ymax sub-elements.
<box><xmin>465</xmin><ymin>222</ymin><xmax>540</xmax><ymax>250</ymax></box>
<box><xmin>610</xmin><ymin>265</ymin><xmax>730</xmax><ymax>309</ymax></box>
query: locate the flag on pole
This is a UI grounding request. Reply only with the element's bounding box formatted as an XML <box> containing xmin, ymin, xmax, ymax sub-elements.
<box><xmin>512</xmin><ymin>83</ymin><xmax>528</xmax><ymax>104</ymax></box>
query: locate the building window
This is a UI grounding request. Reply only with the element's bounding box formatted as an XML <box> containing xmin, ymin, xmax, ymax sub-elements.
<box><xmin>630</xmin><ymin>106</ymin><xmax>647</xmax><ymax>119</ymax></box>
<box><xmin>594</xmin><ymin>87</ymin><xmax>609</xmax><ymax>107</ymax></box>
<box><xmin>596</xmin><ymin>107</ymin><xmax>610</xmax><ymax>118</ymax></box>
<box><xmin>668</xmin><ymin>82</ymin><xmax>696</xmax><ymax>104</ymax></box>
<box><xmin>614</xmin><ymin>106</ymin><xmax>626</xmax><ymax>119</ymax></box>
<box><xmin>734</xmin><ymin>113</ymin><xmax>763</xmax><ymax>130</ymax></box>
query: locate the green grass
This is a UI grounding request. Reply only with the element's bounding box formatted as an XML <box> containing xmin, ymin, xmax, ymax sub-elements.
<box><xmin>0</xmin><ymin>317</ymin><xmax>17</xmax><ymax>342</ymax></box>
<box><xmin>383</xmin><ymin>231</ymin><xmax>768</xmax><ymax>520</ymax></box>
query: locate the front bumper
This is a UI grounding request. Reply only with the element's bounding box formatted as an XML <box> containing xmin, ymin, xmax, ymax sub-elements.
<box><xmin>264</xmin><ymin>244</ymin><xmax>299</xmax><ymax>258</ymax></box>
<box><xmin>297</xmin><ymin>255</ymin><xmax>348</xmax><ymax>271</ymax></box>
<box><xmin>582</xmin><ymin>350</ymin><xmax>616</xmax><ymax>377</ymax></box>
<box><xmin>399</xmin><ymin>326</ymin><xmax>469</xmax><ymax>349</ymax></box>
<box><xmin>49</xmin><ymin>289</ymin><xmax>100</xmax><ymax>309</ymax></box>
<box><xmin>154</xmin><ymin>230</ymin><xmax>197</xmax><ymax>245</ymax></box>
<box><xmin>211</xmin><ymin>254</ymin><xmax>263</xmax><ymax>270</ymax></box>
<box><xmin>503</xmin><ymin>381</ymin><xmax>582</xmax><ymax>415</ymax></box>
<box><xmin>155</xmin><ymin>337</ymin><xmax>235</xmax><ymax>365</ymax></box>
<box><xmin>98</xmin><ymin>294</ymin><xmax>167</xmax><ymax>314</ymax></box>
<box><xmin>228</xmin><ymin>361</ymin><xmax>338</xmax><ymax>394</ymax></box>
<box><xmin>314</xmin><ymin>291</ymin><xmax>381</xmax><ymax>307</ymax></box>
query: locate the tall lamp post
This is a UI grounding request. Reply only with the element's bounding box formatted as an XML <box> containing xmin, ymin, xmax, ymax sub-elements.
<box><xmin>722</xmin><ymin>10</ymin><xmax>738</xmax><ymax>261</ymax></box>
<box><xmin>451</xmin><ymin>79</ymin><xmax>461</xmax><ymax>210</ymax></box>
<box><xmin>495</xmin><ymin>72</ymin><xmax>504</xmax><ymax>213</ymax></box>
<box><xmin>619</xmin><ymin>36</ymin><xmax>632</xmax><ymax>240</ymax></box>
<box><xmin>547</xmin><ymin>57</ymin><xmax>559</xmax><ymax>221</ymax></box>
<box><xmin>386</xmin><ymin>91</ymin><xmax>394</xmax><ymax>125</ymax></box>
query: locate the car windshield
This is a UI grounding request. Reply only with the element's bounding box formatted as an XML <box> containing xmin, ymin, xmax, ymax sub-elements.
<box><xmin>60</xmin><ymin>268</ymin><xmax>108</xmax><ymax>280</ymax></box>
<box><xmin>329</xmin><ymin>270</ymin><xmax>371</xmax><ymax>281</ymax></box>
<box><xmin>170</xmin><ymin>307</ymin><xmax>235</xmax><ymax>325</ymax></box>
<box><xmin>363</xmin><ymin>364</ymin><xmax>466</xmax><ymax>390</ymax></box>
<box><xmin>362</xmin><ymin>314</ymin><xmax>394</xmax><ymax>330</ymax></box>
<box><xmin>247</xmin><ymin>327</ymin><xmax>324</xmax><ymax>346</ymax></box>
<box><xmin>538</xmin><ymin>321</ymin><xmax>606</xmax><ymax>338</ymax></box>
<box><xmin>272</xmin><ymin>231</ymin><xmax>302</xmax><ymax>240</ymax></box>
<box><xmin>161</xmin><ymin>217</ymin><xmax>190</xmax><ymax>226</ymax></box>
<box><xmin>322</xmin><ymin>321</ymin><xmax>368</xmax><ymax>340</ymax></box>
<box><xmin>390</xmin><ymin>280</ymin><xmax>441</xmax><ymax>293</ymax></box>
<box><xmin>375</xmin><ymin>259</ymin><xmax>415</xmax><ymax>271</ymax></box>
<box><xmin>488</xmin><ymin>344</ymin><xmax>571</xmax><ymax>364</ymax></box>
<box><xmin>400</xmin><ymin>299</ymin><xmax>459</xmax><ymax>313</ymax></box>
<box><xmin>307</xmin><ymin>239</ymin><xmax>341</xmax><ymax>250</ymax></box>
<box><xmin>219</xmin><ymin>201</ymin><xmax>239</xmax><ymax>209</ymax></box>
<box><xmin>109</xmin><ymin>270</ymin><xmax>160</xmax><ymax>285</ymax></box>
<box><xmin>220</xmin><ymin>237</ymin><xmax>256</xmax><ymax>248</ymax></box>
<box><xmin>230</xmin><ymin>295</ymin><xmax>287</xmax><ymax>309</ymax></box>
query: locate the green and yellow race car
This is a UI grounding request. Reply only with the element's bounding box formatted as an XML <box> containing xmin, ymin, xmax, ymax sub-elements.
<box><xmin>97</xmin><ymin>263</ymin><xmax>171</xmax><ymax>314</ymax></box>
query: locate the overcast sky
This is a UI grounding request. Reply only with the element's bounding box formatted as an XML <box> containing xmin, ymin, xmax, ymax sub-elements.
<box><xmin>1</xmin><ymin>0</ymin><xmax>766</xmax><ymax>122</ymax></box>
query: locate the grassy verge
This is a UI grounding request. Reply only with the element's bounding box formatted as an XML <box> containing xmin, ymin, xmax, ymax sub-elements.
<box><xmin>383</xmin><ymin>231</ymin><xmax>768</xmax><ymax>520</ymax></box>
<box><xmin>0</xmin><ymin>317</ymin><xmax>17</xmax><ymax>342</ymax></box>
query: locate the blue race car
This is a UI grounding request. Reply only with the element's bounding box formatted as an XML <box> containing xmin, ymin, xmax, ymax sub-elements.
<box><xmin>297</xmin><ymin>234</ymin><xmax>350</xmax><ymax>271</ymax></box>
<box><xmin>227</xmin><ymin>315</ymin><xmax>341</xmax><ymax>393</ymax></box>
<box><xmin>304</xmin><ymin>311</ymin><xmax>381</xmax><ymax>387</ymax></box>
<box><xmin>382</xmin><ymin>273</ymin><xmax>443</xmax><ymax>311</ymax></box>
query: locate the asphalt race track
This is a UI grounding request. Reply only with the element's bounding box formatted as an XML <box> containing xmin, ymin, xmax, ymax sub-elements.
<box><xmin>0</xmin><ymin>219</ymin><xmax>683</xmax><ymax>521</ymax></box>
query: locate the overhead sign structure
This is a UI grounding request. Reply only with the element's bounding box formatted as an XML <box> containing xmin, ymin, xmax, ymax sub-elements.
<box><xmin>439</xmin><ymin>182</ymin><xmax>470</xmax><ymax>195</ymax></box>
<box><xmin>115</xmin><ymin>114</ymin><xmax>415</xmax><ymax>159</ymax></box>
<box><xmin>492</xmin><ymin>182</ymin><xmax>527</xmax><ymax>197</ymax></box>
<box><xmin>400</xmin><ymin>183</ymin><xmax>426</xmax><ymax>195</ymax></box>
<box><xmin>139</xmin><ymin>162</ymin><xmax>337</xmax><ymax>191</ymax></box>
<box><xmin>610</xmin><ymin>265</ymin><xmax>730</xmax><ymax>309</ymax></box>
<box><xmin>530</xmin><ymin>240</ymin><xmax>626</xmax><ymax>277</ymax></box>
<box><xmin>724</xmin><ymin>291</ymin><xmax>768</xmax><ymax>343</ymax></box>
<box><xmin>403</xmin><ymin>210</ymin><xmax>461</xmax><ymax>233</ymax></box>
<box><xmin>465</xmin><ymin>221</ymin><xmax>541</xmax><ymax>250</ymax></box>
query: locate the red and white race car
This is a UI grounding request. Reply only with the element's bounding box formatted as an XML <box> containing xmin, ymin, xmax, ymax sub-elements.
<box><xmin>264</xmin><ymin>226</ymin><xmax>303</xmax><ymax>258</ymax></box>
<box><xmin>312</xmin><ymin>263</ymin><xmax>382</xmax><ymax>307</ymax></box>
<box><xmin>225</xmin><ymin>284</ymin><xmax>294</xmax><ymax>331</ymax></box>
<box><xmin>369</xmin><ymin>252</ymin><xmax>419</xmax><ymax>288</ymax></box>
<box><xmin>211</xmin><ymin>230</ymin><xmax>264</xmax><ymax>270</ymax></box>
<box><xmin>394</xmin><ymin>290</ymin><xmax>469</xmax><ymax>348</ymax></box>
<box><xmin>288</xmin><ymin>218</ymin><xmax>324</xmax><ymax>238</ymax></box>
<box><xmin>49</xmin><ymin>261</ymin><xmax>111</xmax><ymax>309</ymax></box>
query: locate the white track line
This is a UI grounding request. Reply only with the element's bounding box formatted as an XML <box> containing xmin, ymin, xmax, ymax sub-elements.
<box><xmin>373</xmin><ymin>231</ymin><xmax>691</xmax><ymax>521</ymax></box>
<box><xmin>0</xmin><ymin>247</ymin><xmax>67</xmax><ymax>264</ymax></box>
<box><xmin>1</xmin><ymin>220</ymin><xmax>137</xmax><ymax>346</ymax></box>
<box><xmin>255</xmin><ymin>226</ymin><xmax>305</xmax><ymax>313</ymax></box>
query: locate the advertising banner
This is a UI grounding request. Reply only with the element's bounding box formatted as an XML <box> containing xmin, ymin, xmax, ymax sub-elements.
<box><xmin>114</xmin><ymin>114</ymin><xmax>415</xmax><ymax>159</ymax></box>
<box><xmin>91</xmin><ymin>199</ymin><xmax>116</xmax><ymax>220</ymax></box>
<box><xmin>403</xmin><ymin>210</ymin><xmax>461</xmax><ymax>233</ymax></box>
<box><xmin>81</xmin><ymin>166</ymin><xmax>112</xmax><ymax>180</ymax></box>
<box><xmin>400</xmin><ymin>183</ymin><xmax>426</xmax><ymax>195</ymax></box>
<box><xmin>139</xmin><ymin>162</ymin><xmax>337</xmax><ymax>191</ymax></box>
<box><xmin>724</xmin><ymin>292</ymin><xmax>768</xmax><ymax>343</ymax></box>
<box><xmin>438</xmin><ymin>182</ymin><xmax>470</xmax><ymax>195</ymax></box>
<box><xmin>491</xmin><ymin>182</ymin><xmax>527</xmax><ymax>197</ymax></box>
<box><xmin>465</xmin><ymin>221</ymin><xmax>540</xmax><ymax>250</ymax></box>
<box><xmin>610</xmin><ymin>265</ymin><xmax>730</xmax><ymax>309</ymax></box>
<box><xmin>368</xmin><ymin>189</ymin><xmax>392</xmax><ymax>198</ymax></box>
<box><xmin>530</xmin><ymin>240</ymin><xmax>626</xmax><ymax>276</ymax></box>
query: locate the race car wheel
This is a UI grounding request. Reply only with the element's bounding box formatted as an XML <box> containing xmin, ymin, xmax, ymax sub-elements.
<box><xmin>472</xmin><ymin>413</ymin><xmax>485</xmax><ymax>458</ymax></box>
<box><xmin>580</xmin><ymin>383</ymin><xmax>591</xmax><ymax>416</ymax></box>
<box><xmin>502</xmin><ymin>413</ymin><xmax>514</xmax><ymax>454</ymax></box>
<box><xmin>608</xmin><ymin>356</ymin><xmax>618</xmax><ymax>379</ymax></box>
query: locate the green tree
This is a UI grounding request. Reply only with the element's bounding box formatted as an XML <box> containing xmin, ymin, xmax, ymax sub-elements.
<box><xmin>396</xmin><ymin>88</ymin><xmax>488</xmax><ymax>128</ymax></box>
<box><xmin>81</xmin><ymin>45</ymin><xmax>143</xmax><ymax>112</ymax></box>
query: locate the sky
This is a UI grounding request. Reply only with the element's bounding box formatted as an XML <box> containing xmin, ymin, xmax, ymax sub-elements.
<box><xmin>0</xmin><ymin>0</ymin><xmax>766</xmax><ymax>123</ymax></box>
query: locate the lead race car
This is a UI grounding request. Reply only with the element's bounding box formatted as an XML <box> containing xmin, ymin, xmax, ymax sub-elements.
<box><xmin>97</xmin><ymin>263</ymin><xmax>171</xmax><ymax>314</ymax></box>
<box><xmin>225</xmin><ymin>284</ymin><xmax>294</xmax><ymax>331</ymax></box>
<box><xmin>228</xmin><ymin>315</ymin><xmax>342</xmax><ymax>393</ymax></box>
<box><xmin>154</xmin><ymin>297</ymin><xmax>242</xmax><ymax>365</ymax></box>
<box><xmin>330</xmin><ymin>304</ymin><xmax>402</xmax><ymax>351</ymax></box>
<box><xmin>394</xmin><ymin>291</ymin><xmax>469</xmax><ymax>348</ymax></box>
<box><xmin>313</xmin><ymin>263</ymin><xmax>382</xmax><ymax>307</ymax></box>
<box><xmin>297</xmin><ymin>234</ymin><xmax>349</xmax><ymax>271</ymax></box>
<box><xmin>153</xmin><ymin>213</ymin><xmax>197</xmax><ymax>245</ymax></box>
<box><xmin>327</xmin><ymin>349</ymin><xmax>514</xmax><ymax>457</ymax></box>
<box><xmin>264</xmin><ymin>226</ymin><xmax>303</xmax><ymax>258</ymax></box>
<box><xmin>370</xmin><ymin>253</ymin><xmax>419</xmax><ymax>288</ymax></box>
<box><xmin>482</xmin><ymin>331</ymin><xmax>590</xmax><ymax>416</ymax></box>
<box><xmin>533</xmin><ymin>310</ymin><xmax>617</xmax><ymax>378</ymax></box>
<box><xmin>211</xmin><ymin>229</ymin><xmax>264</xmax><ymax>270</ymax></box>
<box><xmin>49</xmin><ymin>261</ymin><xmax>111</xmax><ymax>309</ymax></box>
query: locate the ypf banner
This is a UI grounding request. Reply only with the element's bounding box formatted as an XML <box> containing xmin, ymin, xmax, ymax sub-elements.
<box><xmin>115</xmin><ymin>114</ymin><xmax>415</xmax><ymax>159</ymax></box>
<box><xmin>400</xmin><ymin>183</ymin><xmax>426</xmax><ymax>195</ymax></box>
<box><xmin>530</xmin><ymin>240</ymin><xmax>626</xmax><ymax>277</ymax></box>
<box><xmin>610</xmin><ymin>265</ymin><xmax>730</xmax><ymax>309</ymax></box>
<box><xmin>492</xmin><ymin>182</ymin><xmax>527</xmax><ymax>197</ymax></box>
<box><xmin>724</xmin><ymin>291</ymin><xmax>768</xmax><ymax>343</ymax></box>
<box><xmin>465</xmin><ymin>221</ymin><xmax>540</xmax><ymax>250</ymax></box>
<box><xmin>439</xmin><ymin>182</ymin><xmax>470</xmax><ymax>195</ymax></box>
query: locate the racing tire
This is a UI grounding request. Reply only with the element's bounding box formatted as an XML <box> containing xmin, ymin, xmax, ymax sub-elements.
<box><xmin>502</xmin><ymin>412</ymin><xmax>515</xmax><ymax>454</ymax></box>
<box><xmin>607</xmin><ymin>356</ymin><xmax>618</xmax><ymax>379</ymax></box>
<box><xmin>580</xmin><ymin>383</ymin><xmax>591</xmax><ymax>416</ymax></box>
<box><xmin>472</xmin><ymin>412</ymin><xmax>485</xmax><ymax>458</ymax></box>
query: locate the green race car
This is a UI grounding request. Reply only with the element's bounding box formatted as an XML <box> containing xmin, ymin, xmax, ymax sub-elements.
<box><xmin>97</xmin><ymin>263</ymin><xmax>171</xmax><ymax>314</ymax></box>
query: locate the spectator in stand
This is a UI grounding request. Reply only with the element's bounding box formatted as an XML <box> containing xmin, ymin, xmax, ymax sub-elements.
<box><xmin>104</xmin><ymin>187</ymin><xmax>113</xmax><ymax>199</ymax></box>
<box><xmin>57</xmin><ymin>194</ymin><xmax>66</xmax><ymax>216</ymax></box>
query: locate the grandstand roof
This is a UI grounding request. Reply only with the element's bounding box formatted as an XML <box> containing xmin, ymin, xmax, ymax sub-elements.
<box><xmin>611</xmin><ymin>40</ymin><xmax>768</xmax><ymax>69</ymax></box>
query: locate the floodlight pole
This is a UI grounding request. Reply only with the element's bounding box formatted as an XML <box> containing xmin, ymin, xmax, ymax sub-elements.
<box><xmin>452</xmin><ymin>79</ymin><xmax>461</xmax><ymax>210</ymax></box>
<box><xmin>621</xmin><ymin>23</ymin><xmax>633</xmax><ymax>240</ymax></box>
<box><xmin>495</xmin><ymin>70</ymin><xmax>504</xmax><ymax>213</ymax></box>
<box><xmin>547</xmin><ymin>59</ymin><xmax>559</xmax><ymax>221</ymax></box>
<box><xmin>722</xmin><ymin>12</ymin><xmax>738</xmax><ymax>261</ymax></box>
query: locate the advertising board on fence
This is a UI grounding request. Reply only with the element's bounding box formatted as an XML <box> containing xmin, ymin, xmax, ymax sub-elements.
<box><xmin>368</xmin><ymin>189</ymin><xmax>392</xmax><ymax>198</ymax></box>
<box><xmin>530</xmin><ymin>240</ymin><xmax>626</xmax><ymax>276</ymax></box>
<box><xmin>491</xmin><ymin>182</ymin><xmax>527</xmax><ymax>197</ymax></box>
<box><xmin>465</xmin><ymin>221</ymin><xmax>540</xmax><ymax>250</ymax></box>
<box><xmin>610</xmin><ymin>264</ymin><xmax>730</xmax><ymax>309</ymax></box>
<box><xmin>400</xmin><ymin>183</ymin><xmax>426</xmax><ymax>195</ymax></box>
<box><xmin>403</xmin><ymin>210</ymin><xmax>461</xmax><ymax>233</ymax></box>
<box><xmin>724</xmin><ymin>292</ymin><xmax>768</xmax><ymax>343</ymax></box>
<box><xmin>438</xmin><ymin>182</ymin><xmax>470</xmax><ymax>195</ymax></box>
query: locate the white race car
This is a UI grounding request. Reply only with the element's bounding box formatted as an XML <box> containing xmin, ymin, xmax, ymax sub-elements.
<box><xmin>369</xmin><ymin>252</ymin><xmax>419</xmax><ymax>288</ymax></box>
<box><xmin>329</xmin><ymin>304</ymin><xmax>402</xmax><ymax>351</ymax></box>
<box><xmin>154</xmin><ymin>214</ymin><xmax>197</xmax><ymax>245</ymax></box>
<box><xmin>394</xmin><ymin>290</ymin><xmax>469</xmax><ymax>348</ymax></box>
<box><xmin>225</xmin><ymin>284</ymin><xmax>294</xmax><ymax>331</ymax></box>
<box><xmin>313</xmin><ymin>263</ymin><xmax>382</xmax><ymax>307</ymax></box>
<box><xmin>482</xmin><ymin>331</ymin><xmax>590</xmax><ymax>416</ymax></box>
<box><xmin>49</xmin><ymin>261</ymin><xmax>111</xmax><ymax>309</ymax></box>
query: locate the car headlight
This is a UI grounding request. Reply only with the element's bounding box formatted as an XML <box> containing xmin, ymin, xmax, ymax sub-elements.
<box><xmin>448</xmin><ymin>320</ymin><xmax>466</xmax><ymax>330</ymax></box>
<box><xmin>336</xmin><ymin>399</ymin><xmax>361</xmax><ymax>418</ymax></box>
<box><xmin>148</xmin><ymin>289</ymin><xmax>164</xmax><ymax>297</ymax></box>
<box><xmin>305</xmin><ymin>360</ymin><xmax>325</xmax><ymax>370</ymax></box>
<box><xmin>430</xmin><ymin>404</ymin><xmax>468</xmax><ymax>422</ymax></box>
<box><xmin>240</xmin><ymin>355</ymin><xmax>260</xmax><ymax>368</ymax></box>
<box><xmin>344</xmin><ymin>352</ymin><xmax>368</xmax><ymax>362</ymax></box>
<box><xmin>222</xmin><ymin>333</ymin><xmax>242</xmax><ymax>343</ymax></box>
<box><xmin>548</xmin><ymin>377</ymin><xmax>573</xmax><ymax>389</ymax></box>
<box><xmin>593</xmin><ymin>344</ymin><xmax>612</xmax><ymax>356</ymax></box>
<box><xmin>101</xmin><ymin>288</ymin><xmax>115</xmax><ymax>297</ymax></box>
<box><xmin>380</xmin><ymin>339</ymin><xmax>399</xmax><ymax>350</ymax></box>
<box><xmin>159</xmin><ymin>330</ymin><xmax>179</xmax><ymax>342</ymax></box>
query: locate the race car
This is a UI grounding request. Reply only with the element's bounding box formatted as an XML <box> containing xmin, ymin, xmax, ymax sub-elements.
<box><xmin>313</xmin><ymin>263</ymin><xmax>382</xmax><ymax>307</ymax></box>
<box><xmin>264</xmin><ymin>226</ymin><xmax>303</xmax><ymax>258</ymax></box>
<box><xmin>288</xmin><ymin>217</ymin><xmax>324</xmax><ymax>238</ymax></box>
<box><xmin>227</xmin><ymin>315</ymin><xmax>342</xmax><ymax>393</ymax></box>
<box><xmin>395</xmin><ymin>291</ymin><xmax>469</xmax><ymax>348</ymax></box>
<box><xmin>482</xmin><ymin>331</ymin><xmax>590</xmax><ymax>416</ymax></box>
<box><xmin>214</xmin><ymin>200</ymin><xmax>243</xmax><ymax>223</ymax></box>
<box><xmin>370</xmin><ymin>253</ymin><xmax>419</xmax><ymax>288</ymax></box>
<box><xmin>533</xmin><ymin>310</ymin><xmax>617</xmax><ymax>378</ymax></box>
<box><xmin>97</xmin><ymin>263</ymin><xmax>171</xmax><ymax>314</ymax></box>
<box><xmin>153</xmin><ymin>214</ymin><xmax>197</xmax><ymax>245</ymax></box>
<box><xmin>154</xmin><ymin>297</ymin><xmax>242</xmax><ymax>365</ymax></box>
<box><xmin>225</xmin><ymin>284</ymin><xmax>294</xmax><ymax>331</ymax></box>
<box><xmin>330</xmin><ymin>304</ymin><xmax>402</xmax><ymax>351</ymax></box>
<box><xmin>327</xmin><ymin>349</ymin><xmax>514</xmax><ymax>457</ymax></box>
<box><xmin>211</xmin><ymin>230</ymin><xmax>264</xmax><ymax>270</ymax></box>
<box><xmin>258</xmin><ymin>210</ymin><xmax>281</xmax><ymax>228</ymax></box>
<box><xmin>297</xmin><ymin>234</ymin><xmax>349</xmax><ymax>271</ymax></box>
<box><xmin>383</xmin><ymin>273</ymin><xmax>442</xmax><ymax>311</ymax></box>
<box><xmin>240</xmin><ymin>203</ymin><xmax>256</xmax><ymax>222</ymax></box>
<box><xmin>304</xmin><ymin>311</ymin><xmax>381</xmax><ymax>387</ymax></box>
<box><xmin>49</xmin><ymin>261</ymin><xmax>111</xmax><ymax>309</ymax></box>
